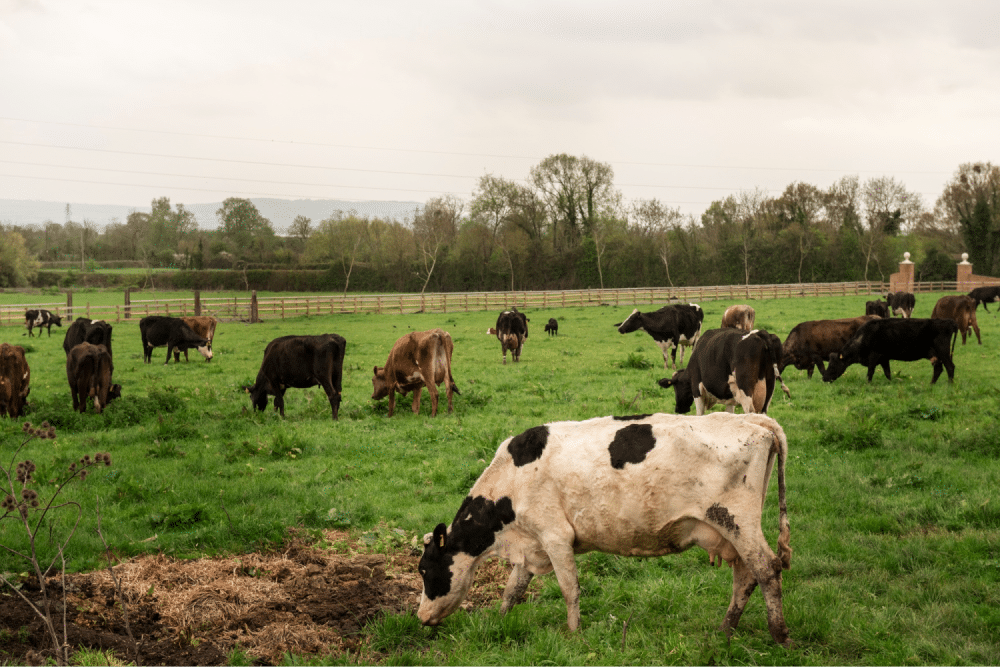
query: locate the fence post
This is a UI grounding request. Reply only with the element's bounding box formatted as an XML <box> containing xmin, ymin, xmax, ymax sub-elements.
<box><xmin>67</xmin><ymin>291</ymin><xmax>73</xmax><ymax>320</ymax></box>
<box><xmin>194</xmin><ymin>290</ymin><xmax>201</xmax><ymax>316</ymax></box>
<box><xmin>124</xmin><ymin>287</ymin><xmax>131</xmax><ymax>320</ymax></box>
<box><xmin>281</xmin><ymin>299</ymin><xmax>285</xmax><ymax>319</ymax></box>
<box><xmin>115</xmin><ymin>305</ymin><xmax>120</xmax><ymax>323</ymax></box>
<box><xmin>251</xmin><ymin>291</ymin><xmax>259</xmax><ymax>323</ymax></box>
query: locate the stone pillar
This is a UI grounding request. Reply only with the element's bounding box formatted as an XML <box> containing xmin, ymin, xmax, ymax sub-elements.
<box><xmin>956</xmin><ymin>252</ymin><xmax>972</xmax><ymax>291</ymax></box>
<box><xmin>890</xmin><ymin>252</ymin><xmax>915</xmax><ymax>293</ymax></box>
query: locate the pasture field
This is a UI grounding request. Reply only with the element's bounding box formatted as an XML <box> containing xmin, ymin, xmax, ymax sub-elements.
<box><xmin>1</xmin><ymin>293</ymin><xmax>999</xmax><ymax>665</ymax></box>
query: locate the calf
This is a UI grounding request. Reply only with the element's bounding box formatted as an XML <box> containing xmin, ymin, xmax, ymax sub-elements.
<box><xmin>822</xmin><ymin>318</ymin><xmax>958</xmax><ymax>384</ymax></box>
<box><xmin>247</xmin><ymin>334</ymin><xmax>346</xmax><ymax>419</ymax></box>
<box><xmin>865</xmin><ymin>299</ymin><xmax>889</xmax><ymax>319</ymax></box>
<box><xmin>544</xmin><ymin>318</ymin><xmax>558</xmax><ymax>336</ymax></box>
<box><xmin>0</xmin><ymin>343</ymin><xmax>30</xmax><ymax>418</ymax></box>
<box><xmin>615</xmin><ymin>304</ymin><xmax>703</xmax><ymax>369</ymax></box>
<box><xmin>63</xmin><ymin>318</ymin><xmax>114</xmax><ymax>367</ymax></box>
<box><xmin>24</xmin><ymin>309</ymin><xmax>62</xmax><ymax>337</ymax></box>
<box><xmin>417</xmin><ymin>412</ymin><xmax>792</xmax><ymax>646</ymax></box>
<box><xmin>969</xmin><ymin>285</ymin><xmax>1000</xmax><ymax>312</ymax></box>
<box><xmin>931</xmin><ymin>295</ymin><xmax>980</xmax><ymax>345</ymax></box>
<box><xmin>173</xmin><ymin>316</ymin><xmax>218</xmax><ymax>362</ymax></box>
<box><xmin>372</xmin><ymin>329</ymin><xmax>459</xmax><ymax>417</ymax></box>
<box><xmin>66</xmin><ymin>342</ymin><xmax>113</xmax><ymax>414</ymax></box>
<box><xmin>885</xmin><ymin>291</ymin><xmax>915</xmax><ymax>318</ymax></box>
<box><xmin>657</xmin><ymin>328</ymin><xmax>776</xmax><ymax>416</ymax></box>
<box><xmin>721</xmin><ymin>304</ymin><xmax>756</xmax><ymax>331</ymax></box>
<box><xmin>780</xmin><ymin>315</ymin><xmax>881</xmax><ymax>378</ymax></box>
<box><xmin>139</xmin><ymin>316</ymin><xmax>210</xmax><ymax>364</ymax></box>
<box><xmin>488</xmin><ymin>309</ymin><xmax>529</xmax><ymax>364</ymax></box>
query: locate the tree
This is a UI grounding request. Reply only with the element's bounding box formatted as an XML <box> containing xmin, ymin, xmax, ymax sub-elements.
<box><xmin>936</xmin><ymin>162</ymin><xmax>1000</xmax><ymax>275</ymax></box>
<box><xmin>530</xmin><ymin>154</ymin><xmax>619</xmax><ymax>250</ymax></box>
<box><xmin>307</xmin><ymin>212</ymin><xmax>369</xmax><ymax>294</ymax></box>
<box><xmin>631</xmin><ymin>199</ymin><xmax>686</xmax><ymax>287</ymax></box>
<box><xmin>0</xmin><ymin>227</ymin><xmax>41</xmax><ymax>287</ymax></box>
<box><xmin>216</xmin><ymin>198</ymin><xmax>275</xmax><ymax>262</ymax></box>
<box><xmin>288</xmin><ymin>215</ymin><xmax>313</xmax><ymax>256</ymax></box>
<box><xmin>412</xmin><ymin>196</ymin><xmax>462</xmax><ymax>294</ymax></box>
<box><xmin>775</xmin><ymin>182</ymin><xmax>825</xmax><ymax>283</ymax></box>
<box><xmin>858</xmin><ymin>176</ymin><xmax>924</xmax><ymax>281</ymax></box>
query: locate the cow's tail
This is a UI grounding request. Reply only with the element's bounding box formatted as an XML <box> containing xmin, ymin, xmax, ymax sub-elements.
<box><xmin>775</xmin><ymin>425</ymin><xmax>792</xmax><ymax>571</ymax></box>
<box><xmin>950</xmin><ymin>324</ymin><xmax>958</xmax><ymax>358</ymax></box>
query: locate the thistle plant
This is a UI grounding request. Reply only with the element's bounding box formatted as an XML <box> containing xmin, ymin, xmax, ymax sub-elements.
<box><xmin>0</xmin><ymin>421</ymin><xmax>113</xmax><ymax>666</ymax></box>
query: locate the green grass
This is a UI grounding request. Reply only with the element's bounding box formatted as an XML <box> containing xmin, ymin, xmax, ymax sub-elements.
<box><xmin>1</xmin><ymin>292</ymin><xmax>999</xmax><ymax>664</ymax></box>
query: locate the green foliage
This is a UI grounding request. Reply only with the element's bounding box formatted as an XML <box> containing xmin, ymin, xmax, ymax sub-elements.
<box><xmin>617</xmin><ymin>351</ymin><xmax>653</xmax><ymax>369</ymax></box>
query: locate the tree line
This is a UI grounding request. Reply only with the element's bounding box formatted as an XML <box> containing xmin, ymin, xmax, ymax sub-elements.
<box><xmin>1</xmin><ymin>158</ymin><xmax>998</xmax><ymax>291</ymax></box>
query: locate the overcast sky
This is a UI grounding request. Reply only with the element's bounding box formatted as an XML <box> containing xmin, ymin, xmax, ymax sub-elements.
<box><xmin>1</xmin><ymin>0</ymin><xmax>998</xmax><ymax>220</ymax></box>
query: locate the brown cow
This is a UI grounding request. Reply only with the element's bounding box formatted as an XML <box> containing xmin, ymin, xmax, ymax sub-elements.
<box><xmin>66</xmin><ymin>342</ymin><xmax>113</xmax><ymax>414</ymax></box>
<box><xmin>721</xmin><ymin>304</ymin><xmax>756</xmax><ymax>331</ymax></box>
<box><xmin>372</xmin><ymin>329</ymin><xmax>459</xmax><ymax>417</ymax></box>
<box><xmin>173</xmin><ymin>316</ymin><xmax>218</xmax><ymax>362</ymax></box>
<box><xmin>780</xmin><ymin>315</ymin><xmax>881</xmax><ymax>378</ymax></box>
<box><xmin>0</xmin><ymin>343</ymin><xmax>30</xmax><ymax>418</ymax></box>
<box><xmin>931</xmin><ymin>295</ymin><xmax>981</xmax><ymax>345</ymax></box>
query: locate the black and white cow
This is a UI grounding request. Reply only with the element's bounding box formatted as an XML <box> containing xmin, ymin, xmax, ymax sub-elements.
<box><xmin>24</xmin><ymin>309</ymin><xmax>62</xmax><ymax>337</ymax></box>
<box><xmin>657</xmin><ymin>328</ymin><xmax>776</xmax><ymax>415</ymax></box>
<box><xmin>885</xmin><ymin>291</ymin><xmax>915</xmax><ymax>318</ymax></box>
<box><xmin>614</xmin><ymin>304</ymin><xmax>704</xmax><ymax>369</ymax></box>
<box><xmin>968</xmin><ymin>285</ymin><xmax>1000</xmax><ymax>312</ymax></box>
<box><xmin>417</xmin><ymin>412</ymin><xmax>792</xmax><ymax>646</ymax></box>
<box><xmin>249</xmin><ymin>334</ymin><xmax>347</xmax><ymax>419</ymax></box>
<box><xmin>544</xmin><ymin>318</ymin><xmax>558</xmax><ymax>336</ymax></box>
<box><xmin>822</xmin><ymin>318</ymin><xmax>958</xmax><ymax>384</ymax></box>
<box><xmin>865</xmin><ymin>299</ymin><xmax>889</xmax><ymax>319</ymax></box>
<box><xmin>63</xmin><ymin>318</ymin><xmax>114</xmax><ymax>370</ymax></box>
<box><xmin>487</xmin><ymin>308</ymin><xmax>529</xmax><ymax>364</ymax></box>
<box><xmin>139</xmin><ymin>316</ymin><xmax>210</xmax><ymax>365</ymax></box>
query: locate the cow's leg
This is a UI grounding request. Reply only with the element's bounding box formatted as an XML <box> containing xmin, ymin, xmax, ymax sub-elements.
<box><xmin>274</xmin><ymin>390</ymin><xmax>286</xmax><ymax>417</ymax></box>
<box><xmin>499</xmin><ymin>564</ymin><xmax>534</xmax><ymax>615</ymax></box>
<box><xmin>411</xmin><ymin>387</ymin><xmax>424</xmax><ymax>414</ymax></box>
<box><xmin>164</xmin><ymin>346</ymin><xmax>174</xmax><ymax>365</ymax></box>
<box><xmin>720</xmin><ymin>557</ymin><xmax>757</xmax><ymax>637</ymax></box>
<box><xmin>972</xmin><ymin>319</ymin><xmax>981</xmax><ymax>345</ymax></box>
<box><xmin>425</xmin><ymin>379</ymin><xmax>440</xmax><ymax>417</ymax></box>
<box><xmin>387</xmin><ymin>389</ymin><xmax>396</xmax><ymax>417</ymax></box>
<box><xmin>726</xmin><ymin>528</ymin><xmax>790</xmax><ymax>647</ymax></box>
<box><xmin>539</xmin><ymin>533</ymin><xmax>582</xmax><ymax>631</ymax></box>
<box><xmin>319</xmin><ymin>381</ymin><xmax>340</xmax><ymax>420</ymax></box>
<box><xmin>880</xmin><ymin>360</ymin><xmax>891</xmax><ymax>381</ymax></box>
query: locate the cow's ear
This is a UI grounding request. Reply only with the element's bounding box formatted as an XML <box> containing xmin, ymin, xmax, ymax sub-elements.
<box><xmin>432</xmin><ymin>523</ymin><xmax>448</xmax><ymax>550</ymax></box>
<box><xmin>422</xmin><ymin>532</ymin><xmax>434</xmax><ymax>547</ymax></box>
<box><xmin>373</xmin><ymin>366</ymin><xmax>379</xmax><ymax>375</ymax></box>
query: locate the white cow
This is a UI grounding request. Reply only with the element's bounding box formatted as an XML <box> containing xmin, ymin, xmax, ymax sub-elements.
<box><xmin>417</xmin><ymin>412</ymin><xmax>792</xmax><ymax>646</ymax></box>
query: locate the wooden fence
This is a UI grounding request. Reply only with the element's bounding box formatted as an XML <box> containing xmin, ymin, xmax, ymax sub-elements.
<box><xmin>0</xmin><ymin>281</ymin><xmax>968</xmax><ymax>328</ymax></box>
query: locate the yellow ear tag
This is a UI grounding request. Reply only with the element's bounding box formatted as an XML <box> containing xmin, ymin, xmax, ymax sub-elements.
<box><xmin>438</xmin><ymin>535</ymin><xmax>445</xmax><ymax>548</ymax></box>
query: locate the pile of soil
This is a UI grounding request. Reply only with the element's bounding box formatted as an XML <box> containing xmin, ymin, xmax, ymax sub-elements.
<box><xmin>0</xmin><ymin>529</ymin><xmax>528</xmax><ymax>665</ymax></box>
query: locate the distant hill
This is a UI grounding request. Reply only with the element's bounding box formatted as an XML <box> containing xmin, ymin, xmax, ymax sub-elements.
<box><xmin>0</xmin><ymin>198</ymin><xmax>422</xmax><ymax>233</ymax></box>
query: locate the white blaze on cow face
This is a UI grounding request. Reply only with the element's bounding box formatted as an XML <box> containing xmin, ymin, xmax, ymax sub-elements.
<box><xmin>197</xmin><ymin>345</ymin><xmax>213</xmax><ymax>360</ymax></box>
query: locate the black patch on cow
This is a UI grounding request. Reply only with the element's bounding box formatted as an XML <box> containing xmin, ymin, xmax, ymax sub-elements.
<box><xmin>508</xmin><ymin>426</ymin><xmax>549</xmax><ymax>466</ymax></box>
<box><xmin>419</xmin><ymin>523</ymin><xmax>453</xmax><ymax>600</ymax></box>
<box><xmin>613</xmin><ymin>414</ymin><xmax>652</xmax><ymax>421</ymax></box>
<box><xmin>706</xmin><ymin>503</ymin><xmax>740</xmax><ymax>536</ymax></box>
<box><xmin>449</xmin><ymin>495</ymin><xmax>517</xmax><ymax>557</ymax></box>
<box><xmin>608</xmin><ymin>424</ymin><xmax>656</xmax><ymax>469</ymax></box>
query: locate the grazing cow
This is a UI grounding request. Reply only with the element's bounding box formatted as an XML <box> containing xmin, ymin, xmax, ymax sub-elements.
<box><xmin>372</xmin><ymin>329</ymin><xmax>459</xmax><ymax>417</ymax></box>
<box><xmin>417</xmin><ymin>412</ymin><xmax>792</xmax><ymax>646</ymax></box>
<box><xmin>615</xmin><ymin>304</ymin><xmax>704</xmax><ymax>369</ymax></box>
<box><xmin>931</xmin><ymin>295</ymin><xmax>981</xmax><ymax>345</ymax></box>
<box><xmin>24</xmin><ymin>309</ymin><xmax>62</xmax><ymax>337</ymax></box>
<box><xmin>657</xmin><ymin>328</ymin><xmax>776</xmax><ymax>416</ymax></box>
<box><xmin>885</xmin><ymin>291</ymin><xmax>915</xmax><ymax>318</ymax></box>
<box><xmin>63</xmin><ymin>318</ymin><xmax>114</xmax><ymax>366</ymax></box>
<box><xmin>487</xmin><ymin>309</ymin><xmax>530</xmax><ymax>364</ymax></box>
<box><xmin>172</xmin><ymin>316</ymin><xmax>218</xmax><ymax>362</ymax></box>
<box><xmin>780</xmin><ymin>315</ymin><xmax>881</xmax><ymax>378</ymax></box>
<box><xmin>544</xmin><ymin>318</ymin><xmax>558</xmax><ymax>336</ymax></box>
<box><xmin>66</xmin><ymin>342</ymin><xmax>113</xmax><ymax>414</ymax></box>
<box><xmin>822</xmin><ymin>318</ymin><xmax>958</xmax><ymax>384</ymax></box>
<box><xmin>968</xmin><ymin>285</ymin><xmax>1000</xmax><ymax>312</ymax></box>
<box><xmin>0</xmin><ymin>343</ymin><xmax>30</xmax><ymax>418</ymax></box>
<box><xmin>865</xmin><ymin>299</ymin><xmax>889</xmax><ymax>319</ymax></box>
<box><xmin>247</xmin><ymin>334</ymin><xmax>346</xmax><ymax>420</ymax></box>
<box><xmin>139</xmin><ymin>316</ymin><xmax>210</xmax><ymax>364</ymax></box>
<box><xmin>721</xmin><ymin>304</ymin><xmax>756</xmax><ymax>331</ymax></box>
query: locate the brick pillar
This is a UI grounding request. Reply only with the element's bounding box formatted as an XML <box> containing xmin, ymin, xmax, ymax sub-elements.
<box><xmin>890</xmin><ymin>252</ymin><xmax>915</xmax><ymax>293</ymax></box>
<box><xmin>956</xmin><ymin>253</ymin><xmax>972</xmax><ymax>291</ymax></box>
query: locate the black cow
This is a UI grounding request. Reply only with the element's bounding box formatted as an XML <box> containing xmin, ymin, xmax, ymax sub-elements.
<box><xmin>885</xmin><ymin>291</ymin><xmax>915</xmax><ymax>318</ymax></box>
<box><xmin>969</xmin><ymin>285</ymin><xmax>1000</xmax><ymax>312</ymax></box>
<box><xmin>488</xmin><ymin>308</ymin><xmax>529</xmax><ymax>364</ymax></box>
<box><xmin>63</xmin><ymin>318</ymin><xmax>114</xmax><ymax>370</ymax></box>
<box><xmin>66</xmin><ymin>342</ymin><xmax>114</xmax><ymax>414</ymax></box>
<box><xmin>544</xmin><ymin>318</ymin><xmax>558</xmax><ymax>336</ymax></box>
<box><xmin>139</xmin><ymin>316</ymin><xmax>209</xmax><ymax>365</ymax></box>
<box><xmin>657</xmin><ymin>328</ymin><xmax>776</xmax><ymax>415</ymax></box>
<box><xmin>615</xmin><ymin>304</ymin><xmax>704</xmax><ymax>369</ymax></box>
<box><xmin>247</xmin><ymin>334</ymin><xmax>347</xmax><ymax>419</ymax></box>
<box><xmin>24</xmin><ymin>309</ymin><xmax>62</xmax><ymax>337</ymax></box>
<box><xmin>822</xmin><ymin>318</ymin><xmax>958</xmax><ymax>384</ymax></box>
<box><xmin>865</xmin><ymin>300</ymin><xmax>889</xmax><ymax>319</ymax></box>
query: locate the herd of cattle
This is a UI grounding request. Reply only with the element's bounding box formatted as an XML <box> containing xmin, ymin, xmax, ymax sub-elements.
<box><xmin>4</xmin><ymin>286</ymin><xmax>999</xmax><ymax>646</ymax></box>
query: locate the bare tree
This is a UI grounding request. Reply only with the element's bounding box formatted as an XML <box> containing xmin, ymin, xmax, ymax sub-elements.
<box><xmin>631</xmin><ymin>198</ymin><xmax>686</xmax><ymax>287</ymax></box>
<box><xmin>413</xmin><ymin>196</ymin><xmax>462</xmax><ymax>294</ymax></box>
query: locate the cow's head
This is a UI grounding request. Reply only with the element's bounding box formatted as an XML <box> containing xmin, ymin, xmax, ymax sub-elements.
<box><xmin>614</xmin><ymin>309</ymin><xmax>642</xmax><ymax>334</ymax></box>
<box><xmin>52</xmin><ymin>315</ymin><xmax>63</xmax><ymax>327</ymax></box>
<box><xmin>657</xmin><ymin>370</ymin><xmax>693</xmax><ymax>414</ymax></box>
<box><xmin>417</xmin><ymin>495</ymin><xmax>516</xmax><ymax>627</ymax></box>
<box><xmin>823</xmin><ymin>353</ymin><xmax>849</xmax><ymax>383</ymax></box>
<box><xmin>371</xmin><ymin>366</ymin><xmax>389</xmax><ymax>400</ymax></box>
<box><xmin>247</xmin><ymin>383</ymin><xmax>269</xmax><ymax>411</ymax></box>
<box><xmin>108</xmin><ymin>384</ymin><xmax>122</xmax><ymax>402</ymax></box>
<box><xmin>197</xmin><ymin>341</ymin><xmax>214</xmax><ymax>361</ymax></box>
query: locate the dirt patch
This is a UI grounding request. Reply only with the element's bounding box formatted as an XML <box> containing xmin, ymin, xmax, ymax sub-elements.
<box><xmin>0</xmin><ymin>529</ymin><xmax>534</xmax><ymax>665</ymax></box>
